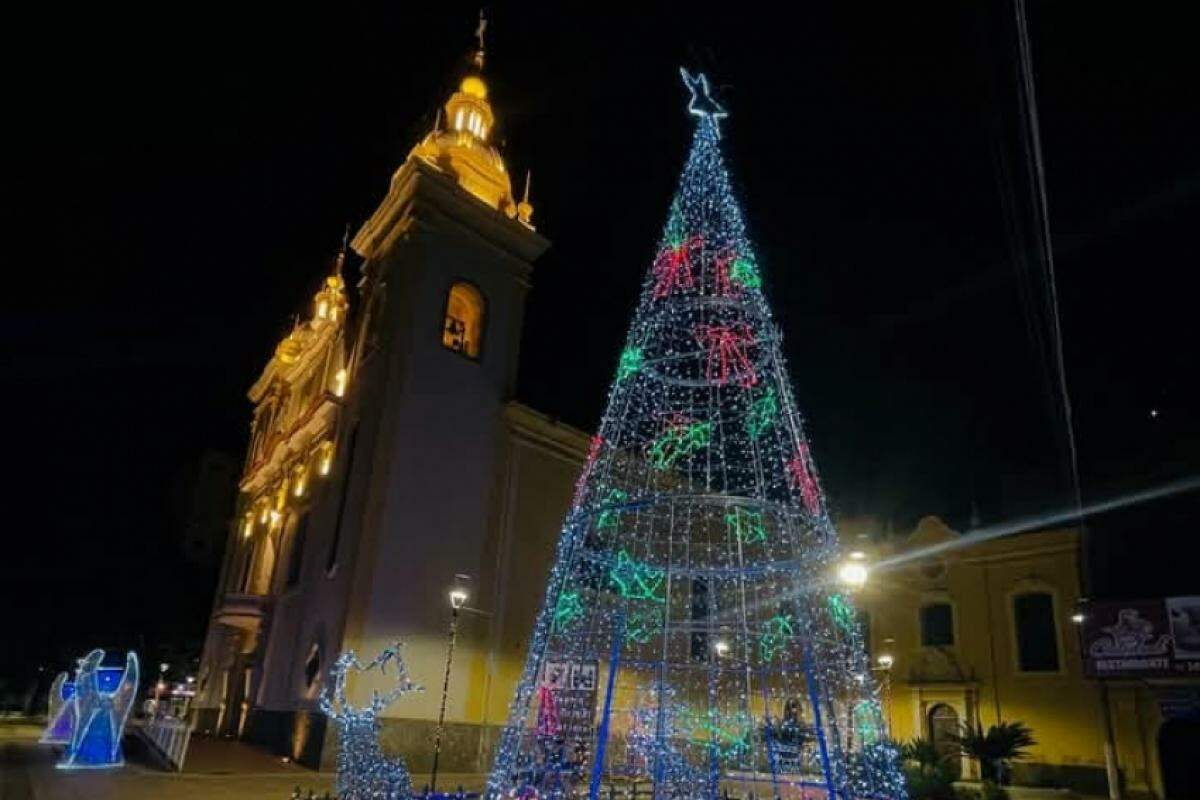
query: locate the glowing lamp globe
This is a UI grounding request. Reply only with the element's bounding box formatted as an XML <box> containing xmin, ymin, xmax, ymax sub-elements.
<box><xmin>838</xmin><ymin>560</ymin><xmax>869</xmax><ymax>589</ymax></box>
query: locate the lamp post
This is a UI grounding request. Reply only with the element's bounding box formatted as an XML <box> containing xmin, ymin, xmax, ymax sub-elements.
<box><xmin>431</xmin><ymin>582</ymin><xmax>469</xmax><ymax>793</ymax></box>
<box><xmin>874</xmin><ymin>651</ymin><xmax>895</xmax><ymax>734</ymax></box>
<box><xmin>155</xmin><ymin>662</ymin><xmax>169</xmax><ymax>715</ymax></box>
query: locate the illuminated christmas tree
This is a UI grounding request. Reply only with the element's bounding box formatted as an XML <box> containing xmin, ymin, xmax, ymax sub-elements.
<box><xmin>487</xmin><ymin>70</ymin><xmax>905</xmax><ymax>800</ymax></box>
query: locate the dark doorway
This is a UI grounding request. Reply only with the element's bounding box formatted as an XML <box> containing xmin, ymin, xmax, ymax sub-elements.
<box><xmin>928</xmin><ymin>703</ymin><xmax>962</xmax><ymax>779</ymax></box>
<box><xmin>1159</xmin><ymin>717</ymin><xmax>1200</xmax><ymax>799</ymax></box>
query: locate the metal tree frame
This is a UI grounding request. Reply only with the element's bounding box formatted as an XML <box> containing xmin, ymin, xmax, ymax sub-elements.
<box><xmin>486</xmin><ymin>72</ymin><xmax>905</xmax><ymax>800</ymax></box>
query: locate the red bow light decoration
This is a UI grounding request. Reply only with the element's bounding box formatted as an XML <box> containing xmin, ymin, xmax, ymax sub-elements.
<box><xmin>713</xmin><ymin>249</ymin><xmax>738</xmax><ymax>298</ymax></box>
<box><xmin>573</xmin><ymin>434</ymin><xmax>605</xmax><ymax>503</ymax></box>
<box><xmin>786</xmin><ymin>444</ymin><xmax>822</xmax><ymax>515</ymax></box>
<box><xmin>652</xmin><ymin>235</ymin><xmax>704</xmax><ymax>298</ymax></box>
<box><xmin>694</xmin><ymin>323</ymin><xmax>758</xmax><ymax>388</ymax></box>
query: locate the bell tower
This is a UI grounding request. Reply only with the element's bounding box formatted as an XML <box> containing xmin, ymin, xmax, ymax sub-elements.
<box><xmin>196</xmin><ymin>20</ymin><xmax>579</xmax><ymax>773</ymax></box>
<box><xmin>276</xmin><ymin>27</ymin><xmax>549</xmax><ymax>768</ymax></box>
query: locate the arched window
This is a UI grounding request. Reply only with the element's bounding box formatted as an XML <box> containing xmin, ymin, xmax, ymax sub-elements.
<box><xmin>442</xmin><ymin>281</ymin><xmax>485</xmax><ymax>359</ymax></box>
<box><xmin>1012</xmin><ymin>591</ymin><xmax>1060</xmax><ymax>672</ymax></box>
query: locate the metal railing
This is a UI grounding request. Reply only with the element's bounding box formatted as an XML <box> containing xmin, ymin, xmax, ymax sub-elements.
<box><xmin>136</xmin><ymin>714</ymin><xmax>194</xmax><ymax>771</ymax></box>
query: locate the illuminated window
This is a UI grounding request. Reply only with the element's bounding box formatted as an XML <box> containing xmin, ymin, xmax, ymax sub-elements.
<box><xmin>1013</xmin><ymin>592</ymin><xmax>1060</xmax><ymax>672</ymax></box>
<box><xmin>442</xmin><ymin>281</ymin><xmax>485</xmax><ymax>359</ymax></box>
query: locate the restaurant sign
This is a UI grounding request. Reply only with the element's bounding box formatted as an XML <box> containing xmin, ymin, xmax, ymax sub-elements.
<box><xmin>1081</xmin><ymin>596</ymin><xmax>1200</xmax><ymax>678</ymax></box>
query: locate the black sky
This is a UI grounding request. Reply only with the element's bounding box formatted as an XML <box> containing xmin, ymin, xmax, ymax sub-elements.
<box><xmin>4</xmin><ymin>3</ymin><xmax>1198</xmax><ymax>685</ymax></box>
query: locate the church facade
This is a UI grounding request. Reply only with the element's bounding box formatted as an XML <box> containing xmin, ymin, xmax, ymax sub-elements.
<box><xmin>192</xmin><ymin>41</ymin><xmax>591</xmax><ymax>773</ymax></box>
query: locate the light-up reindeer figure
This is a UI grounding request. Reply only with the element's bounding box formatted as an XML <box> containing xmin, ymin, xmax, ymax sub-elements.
<box><xmin>320</xmin><ymin>642</ymin><xmax>423</xmax><ymax>800</ymax></box>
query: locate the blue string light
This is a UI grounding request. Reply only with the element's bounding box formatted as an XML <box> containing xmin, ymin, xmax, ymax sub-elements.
<box><xmin>486</xmin><ymin>70</ymin><xmax>905</xmax><ymax>800</ymax></box>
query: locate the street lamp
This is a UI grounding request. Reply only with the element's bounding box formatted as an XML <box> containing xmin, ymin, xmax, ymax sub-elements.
<box><xmin>837</xmin><ymin>554</ymin><xmax>869</xmax><ymax>590</ymax></box>
<box><xmin>154</xmin><ymin>662</ymin><xmax>169</xmax><ymax>713</ymax></box>
<box><xmin>713</xmin><ymin>639</ymin><xmax>730</xmax><ymax>658</ymax></box>
<box><xmin>431</xmin><ymin>578</ymin><xmax>470</xmax><ymax>793</ymax></box>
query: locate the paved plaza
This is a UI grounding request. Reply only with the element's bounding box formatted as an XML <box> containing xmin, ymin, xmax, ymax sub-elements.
<box><xmin>0</xmin><ymin>720</ymin><xmax>487</xmax><ymax>800</ymax></box>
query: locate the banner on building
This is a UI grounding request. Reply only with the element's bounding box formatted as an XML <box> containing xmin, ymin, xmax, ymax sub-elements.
<box><xmin>539</xmin><ymin>659</ymin><xmax>599</xmax><ymax>747</ymax></box>
<box><xmin>1081</xmin><ymin>596</ymin><xmax>1200</xmax><ymax>677</ymax></box>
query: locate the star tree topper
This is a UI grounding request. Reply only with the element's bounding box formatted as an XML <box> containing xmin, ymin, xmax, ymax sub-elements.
<box><xmin>680</xmin><ymin>68</ymin><xmax>728</xmax><ymax>136</ymax></box>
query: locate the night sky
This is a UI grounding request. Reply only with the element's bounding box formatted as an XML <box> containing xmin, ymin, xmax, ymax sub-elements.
<box><xmin>4</xmin><ymin>4</ymin><xmax>1198</xmax><ymax>689</ymax></box>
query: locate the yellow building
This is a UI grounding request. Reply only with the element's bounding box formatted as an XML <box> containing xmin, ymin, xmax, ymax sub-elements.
<box><xmin>854</xmin><ymin>516</ymin><xmax>1196</xmax><ymax>798</ymax></box>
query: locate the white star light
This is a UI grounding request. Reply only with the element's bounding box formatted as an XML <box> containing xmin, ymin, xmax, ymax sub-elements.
<box><xmin>680</xmin><ymin>68</ymin><xmax>728</xmax><ymax>136</ymax></box>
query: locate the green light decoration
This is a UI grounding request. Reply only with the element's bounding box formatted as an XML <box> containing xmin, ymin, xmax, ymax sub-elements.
<box><xmin>648</xmin><ymin>419</ymin><xmax>712</xmax><ymax>469</ymax></box>
<box><xmin>684</xmin><ymin>709</ymin><xmax>753</xmax><ymax>760</ymax></box>
<box><xmin>552</xmin><ymin>590</ymin><xmax>585</xmax><ymax>633</ymax></box>
<box><xmin>745</xmin><ymin>386</ymin><xmax>778</xmax><ymax>439</ymax></box>
<box><xmin>724</xmin><ymin>506</ymin><xmax>767</xmax><ymax>545</ymax></box>
<box><xmin>729</xmin><ymin>257</ymin><xmax>762</xmax><ymax>290</ymax></box>
<box><xmin>609</xmin><ymin>549</ymin><xmax>665</xmax><ymax>603</ymax></box>
<box><xmin>596</xmin><ymin>488</ymin><xmax>628</xmax><ymax>530</ymax></box>
<box><xmin>617</xmin><ymin>346</ymin><xmax>644</xmax><ymax>381</ymax></box>
<box><xmin>663</xmin><ymin>203</ymin><xmax>687</xmax><ymax>249</ymax></box>
<box><xmin>828</xmin><ymin>593</ymin><xmax>857</xmax><ymax>633</ymax></box>
<box><xmin>759</xmin><ymin>613</ymin><xmax>794</xmax><ymax>661</ymax></box>
<box><xmin>625</xmin><ymin>606</ymin><xmax>663</xmax><ymax>644</ymax></box>
<box><xmin>853</xmin><ymin>700</ymin><xmax>882</xmax><ymax>746</ymax></box>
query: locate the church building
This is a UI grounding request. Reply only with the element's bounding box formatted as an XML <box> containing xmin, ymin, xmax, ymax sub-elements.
<box><xmin>193</xmin><ymin>31</ymin><xmax>591</xmax><ymax>773</ymax></box>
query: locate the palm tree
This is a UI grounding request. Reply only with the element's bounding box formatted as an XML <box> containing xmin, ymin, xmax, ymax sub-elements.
<box><xmin>901</xmin><ymin>738</ymin><xmax>948</xmax><ymax>772</ymax></box>
<box><xmin>954</xmin><ymin>721</ymin><xmax>1036</xmax><ymax>784</ymax></box>
<box><xmin>899</xmin><ymin>738</ymin><xmax>957</xmax><ymax>800</ymax></box>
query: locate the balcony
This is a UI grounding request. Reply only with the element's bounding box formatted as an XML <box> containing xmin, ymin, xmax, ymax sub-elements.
<box><xmin>213</xmin><ymin>593</ymin><xmax>271</xmax><ymax>632</ymax></box>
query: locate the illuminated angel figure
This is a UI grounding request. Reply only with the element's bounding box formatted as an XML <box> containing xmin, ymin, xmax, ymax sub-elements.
<box><xmin>59</xmin><ymin>649</ymin><xmax>139</xmax><ymax>769</ymax></box>
<box><xmin>320</xmin><ymin>642</ymin><xmax>423</xmax><ymax>800</ymax></box>
<box><xmin>40</xmin><ymin>670</ymin><xmax>77</xmax><ymax>744</ymax></box>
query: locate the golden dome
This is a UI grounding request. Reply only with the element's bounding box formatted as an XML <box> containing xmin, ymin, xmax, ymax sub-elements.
<box><xmin>408</xmin><ymin>73</ymin><xmax>524</xmax><ymax>218</ymax></box>
<box><xmin>460</xmin><ymin>75</ymin><xmax>487</xmax><ymax>99</ymax></box>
